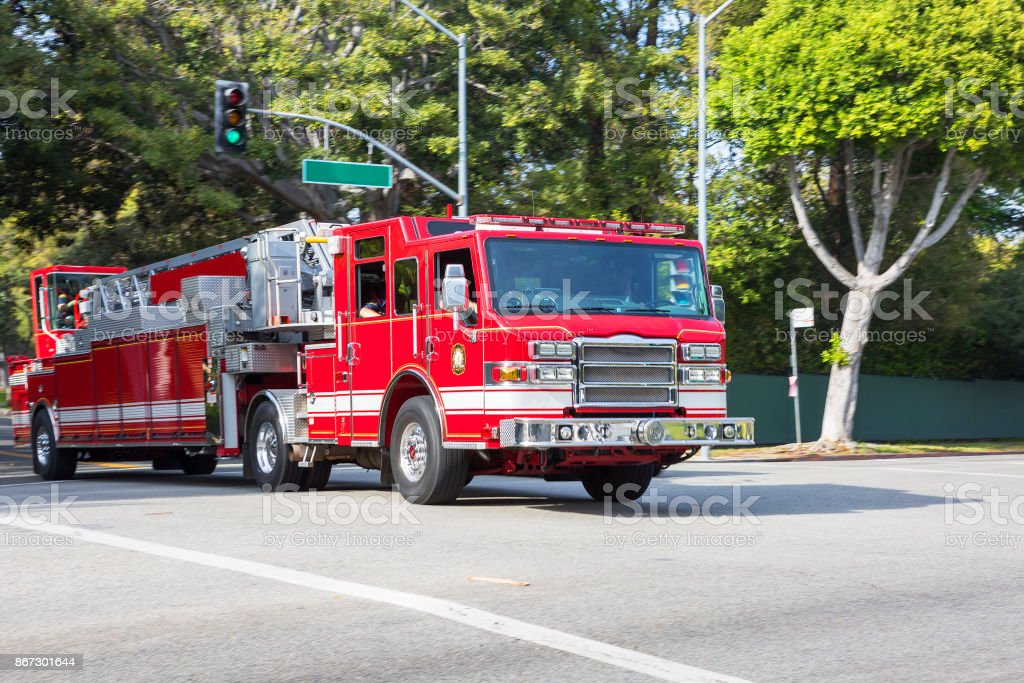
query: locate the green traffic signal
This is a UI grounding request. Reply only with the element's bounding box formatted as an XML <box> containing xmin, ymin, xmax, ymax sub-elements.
<box><xmin>215</xmin><ymin>79</ymin><xmax>248</xmax><ymax>154</ymax></box>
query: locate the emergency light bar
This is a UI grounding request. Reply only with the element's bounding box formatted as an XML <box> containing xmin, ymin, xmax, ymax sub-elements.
<box><xmin>469</xmin><ymin>214</ymin><xmax>686</xmax><ymax>237</ymax></box>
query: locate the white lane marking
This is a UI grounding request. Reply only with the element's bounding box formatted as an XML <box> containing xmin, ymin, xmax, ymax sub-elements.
<box><xmin>872</xmin><ymin>467</ymin><xmax>1024</xmax><ymax>480</ymax></box>
<box><xmin>9</xmin><ymin>520</ymin><xmax>749</xmax><ymax>683</ymax></box>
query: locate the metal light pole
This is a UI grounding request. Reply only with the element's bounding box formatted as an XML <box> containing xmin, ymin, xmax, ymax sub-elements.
<box><xmin>696</xmin><ymin>0</ymin><xmax>736</xmax><ymax>252</ymax></box>
<box><xmin>398</xmin><ymin>0</ymin><xmax>468</xmax><ymax>217</ymax></box>
<box><xmin>788</xmin><ymin>308</ymin><xmax>815</xmax><ymax>447</ymax></box>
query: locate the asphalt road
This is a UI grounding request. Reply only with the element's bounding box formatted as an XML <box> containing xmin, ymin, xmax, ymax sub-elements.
<box><xmin>2</xmin><ymin>417</ymin><xmax>1024</xmax><ymax>682</ymax></box>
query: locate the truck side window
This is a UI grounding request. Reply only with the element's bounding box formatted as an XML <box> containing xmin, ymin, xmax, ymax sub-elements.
<box><xmin>393</xmin><ymin>258</ymin><xmax>419</xmax><ymax>316</ymax></box>
<box><xmin>435</xmin><ymin>248</ymin><xmax>478</xmax><ymax>325</ymax></box>
<box><xmin>356</xmin><ymin>236</ymin><xmax>385</xmax><ymax>259</ymax></box>
<box><xmin>357</xmin><ymin>262</ymin><xmax>387</xmax><ymax>318</ymax></box>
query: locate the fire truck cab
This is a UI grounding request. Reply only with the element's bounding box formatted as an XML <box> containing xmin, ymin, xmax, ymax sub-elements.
<box><xmin>10</xmin><ymin>214</ymin><xmax>754</xmax><ymax>504</ymax></box>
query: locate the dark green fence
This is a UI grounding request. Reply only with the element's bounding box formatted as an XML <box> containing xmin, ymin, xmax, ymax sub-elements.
<box><xmin>728</xmin><ymin>374</ymin><xmax>1024</xmax><ymax>444</ymax></box>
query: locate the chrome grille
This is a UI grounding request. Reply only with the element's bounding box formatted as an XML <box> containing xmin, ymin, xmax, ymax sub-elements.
<box><xmin>582</xmin><ymin>364</ymin><xmax>675</xmax><ymax>385</ymax></box>
<box><xmin>582</xmin><ymin>386</ymin><xmax>673</xmax><ymax>404</ymax></box>
<box><xmin>577</xmin><ymin>340</ymin><xmax>677</xmax><ymax>406</ymax></box>
<box><xmin>581</xmin><ymin>345</ymin><xmax>674</xmax><ymax>363</ymax></box>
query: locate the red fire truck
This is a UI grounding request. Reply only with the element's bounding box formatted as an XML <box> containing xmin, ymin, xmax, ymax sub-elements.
<box><xmin>9</xmin><ymin>214</ymin><xmax>754</xmax><ymax>503</ymax></box>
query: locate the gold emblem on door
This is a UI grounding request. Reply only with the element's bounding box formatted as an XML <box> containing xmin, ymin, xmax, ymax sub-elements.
<box><xmin>451</xmin><ymin>343</ymin><xmax>466</xmax><ymax>376</ymax></box>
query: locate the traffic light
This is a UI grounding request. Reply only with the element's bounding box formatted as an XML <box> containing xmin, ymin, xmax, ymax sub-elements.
<box><xmin>214</xmin><ymin>80</ymin><xmax>249</xmax><ymax>154</ymax></box>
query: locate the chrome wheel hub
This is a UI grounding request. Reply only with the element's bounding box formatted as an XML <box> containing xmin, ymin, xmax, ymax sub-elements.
<box><xmin>255</xmin><ymin>422</ymin><xmax>278</xmax><ymax>474</ymax></box>
<box><xmin>36</xmin><ymin>431</ymin><xmax>51</xmax><ymax>467</ymax></box>
<box><xmin>399</xmin><ymin>422</ymin><xmax>428</xmax><ymax>483</ymax></box>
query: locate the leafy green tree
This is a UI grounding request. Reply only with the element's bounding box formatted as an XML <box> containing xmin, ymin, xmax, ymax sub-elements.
<box><xmin>717</xmin><ymin>0</ymin><xmax>1024</xmax><ymax>446</ymax></box>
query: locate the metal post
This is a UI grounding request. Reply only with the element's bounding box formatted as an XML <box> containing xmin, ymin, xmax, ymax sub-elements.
<box><xmin>696</xmin><ymin>0</ymin><xmax>736</xmax><ymax>254</ymax></box>
<box><xmin>251</xmin><ymin>108</ymin><xmax>460</xmax><ymax>203</ymax></box>
<box><xmin>457</xmin><ymin>34</ymin><xmax>468</xmax><ymax>216</ymax></box>
<box><xmin>398</xmin><ymin>0</ymin><xmax>468</xmax><ymax>216</ymax></box>
<box><xmin>697</xmin><ymin>16</ymin><xmax>708</xmax><ymax>252</ymax></box>
<box><xmin>790</xmin><ymin>317</ymin><xmax>802</xmax><ymax>446</ymax></box>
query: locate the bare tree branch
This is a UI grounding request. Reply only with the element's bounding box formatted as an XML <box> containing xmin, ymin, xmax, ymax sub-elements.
<box><xmin>197</xmin><ymin>153</ymin><xmax>344</xmax><ymax>222</ymax></box>
<box><xmin>863</xmin><ymin>143</ymin><xmax>912</xmax><ymax>271</ymax></box>
<box><xmin>842</xmin><ymin>139</ymin><xmax>865</xmax><ymax>262</ymax></box>
<box><xmin>786</xmin><ymin>156</ymin><xmax>857</xmax><ymax>289</ymax></box>
<box><xmin>877</xmin><ymin>164</ymin><xmax>988</xmax><ymax>288</ymax></box>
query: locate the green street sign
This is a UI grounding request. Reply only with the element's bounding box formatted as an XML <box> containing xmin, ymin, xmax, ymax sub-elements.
<box><xmin>302</xmin><ymin>159</ymin><xmax>393</xmax><ymax>189</ymax></box>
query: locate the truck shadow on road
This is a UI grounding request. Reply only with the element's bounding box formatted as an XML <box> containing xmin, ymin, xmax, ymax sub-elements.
<box><xmin>5</xmin><ymin>466</ymin><xmax>947</xmax><ymax>521</ymax></box>
<box><xmin>459</xmin><ymin>477</ymin><xmax>947</xmax><ymax>519</ymax></box>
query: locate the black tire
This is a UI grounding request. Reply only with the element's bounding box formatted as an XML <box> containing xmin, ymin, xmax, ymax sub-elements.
<box><xmin>301</xmin><ymin>460</ymin><xmax>333</xmax><ymax>490</ymax></box>
<box><xmin>389</xmin><ymin>397</ymin><xmax>468</xmax><ymax>504</ymax></box>
<box><xmin>181</xmin><ymin>451</ymin><xmax>218</xmax><ymax>475</ymax></box>
<box><xmin>32</xmin><ymin>411</ymin><xmax>77</xmax><ymax>480</ymax></box>
<box><xmin>581</xmin><ymin>463</ymin><xmax>657</xmax><ymax>502</ymax></box>
<box><xmin>247</xmin><ymin>401</ymin><xmax>305</xmax><ymax>491</ymax></box>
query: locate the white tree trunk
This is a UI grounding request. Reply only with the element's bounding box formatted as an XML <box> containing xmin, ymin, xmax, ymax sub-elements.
<box><xmin>817</xmin><ymin>288</ymin><xmax>875</xmax><ymax>445</ymax></box>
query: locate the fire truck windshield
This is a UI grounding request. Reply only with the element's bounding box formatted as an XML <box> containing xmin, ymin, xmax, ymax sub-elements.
<box><xmin>48</xmin><ymin>272</ymin><xmax>97</xmax><ymax>330</ymax></box>
<box><xmin>484</xmin><ymin>238</ymin><xmax>710</xmax><ymax>318</ymax></box>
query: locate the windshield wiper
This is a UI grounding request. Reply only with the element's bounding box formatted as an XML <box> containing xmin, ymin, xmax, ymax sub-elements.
<box><xmin>576</xmin><ymin>305</ymin><xmax>672</xmax><ymax>316</ymax></box>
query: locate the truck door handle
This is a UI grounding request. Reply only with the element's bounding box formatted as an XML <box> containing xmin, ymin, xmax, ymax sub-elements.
<box><xmin>346</xmin><ymin>342</ymin><xmax>360</xmax><ymax>365</ymax></box>
<box><xmin>424</xmin><ymin>336</ymin><xmax>439</xmax><ymax>362</ymax></box>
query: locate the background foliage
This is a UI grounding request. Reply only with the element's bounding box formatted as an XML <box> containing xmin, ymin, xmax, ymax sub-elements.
<box><xmin>0</xmin><ymin>0</ymin><xmax>1020</xmax><ymax>379</ymax></box>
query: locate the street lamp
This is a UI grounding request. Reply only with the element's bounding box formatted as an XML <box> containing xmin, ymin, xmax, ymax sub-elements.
<box><xmin>696</xmin><ymin>0</ymin><xmax>737</xmax><ymax>252</ymax></box>
<box><xmin>398</xmin><ymin>0</ymin><xmax>468</xmax><ymax>217</ymax></box>
<box><xmin>694</xmin><ymin>0</ymin><xmax>736</xmax><ymax>464</ymax></box>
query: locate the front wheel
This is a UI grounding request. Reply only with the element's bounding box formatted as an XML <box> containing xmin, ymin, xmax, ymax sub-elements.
<box><xmin>581</xmin><ymin>463</ymin><xmax>657</xmax><ymax>502</ymax></box>
<box><xmin>32</xmin><ymin>411</ymin><xmax>77</xmax><ymax>481</ymax></box>
<box><xmin>390</xmin><ymin>397</ymin><xmax>467</xmax><ymax>504</ymax></box>
<box><xmin>247</xmin><ymin>402</ymin><xmax>305</xmax><ymax>491</ymax></box>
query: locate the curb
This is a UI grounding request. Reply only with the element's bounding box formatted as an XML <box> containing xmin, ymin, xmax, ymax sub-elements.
<box><xmin>711</xmin><ymin>450</ymin><xmax>1021</xmax><ymax>463</ymax></box>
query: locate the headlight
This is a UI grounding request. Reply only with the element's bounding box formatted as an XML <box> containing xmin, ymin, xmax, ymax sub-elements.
<box><xmin>681</xmin><ymin>343</ymin><xmax>722</xmax><ymax>361</ymax></box>
<box><xmin>682</xmin><ymin>366</ymin><xmax>724</xmax><ymax>384</ymax></box>
<box><xmin>531</xmin><ymin>364</ymin><xmax>575</xmax><ymax>383</ymax></box>
<box><xmin>532</xmin><ymin>341</ymin><xmax>575</xmax><ymax>359</ymax></box>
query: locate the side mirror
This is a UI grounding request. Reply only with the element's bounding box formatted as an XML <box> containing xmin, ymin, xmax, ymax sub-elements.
<box><xmin>441</xmin><ymin>263</ymin><xmax>469</xmax><ymax>312</ymax></box>
<box><xmin>710</xmin><ymin>284</ymin><xmax>725</xmax><ymax>322</ymax></box>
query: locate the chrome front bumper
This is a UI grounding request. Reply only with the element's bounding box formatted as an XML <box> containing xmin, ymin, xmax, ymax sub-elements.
<box><xmin>498</xmin><ymin>417</ymin><xmax>755</xmax><ymax>449</ymax></box>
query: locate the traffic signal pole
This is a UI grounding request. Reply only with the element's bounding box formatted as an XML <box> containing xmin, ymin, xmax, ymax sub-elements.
<box><xmin>250</xmin><ymin>108</ymin><xmax>460</xmax><ymax>205</ymax></box>
<box><xmin>396</xmin><ymin>0</ymin><xmax>468</xmax><ymax>217</ymax></box>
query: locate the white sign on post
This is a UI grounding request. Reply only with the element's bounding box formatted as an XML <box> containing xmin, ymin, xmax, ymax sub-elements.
<box><xmin>788</xmin><ymin>306</ymin><xmax>814</xmax><ymax>446</ymax></box>
<box><xmin>789</xmin><ymin>307</ymin><xmax>815</xmax><ymax>328</ymax></box>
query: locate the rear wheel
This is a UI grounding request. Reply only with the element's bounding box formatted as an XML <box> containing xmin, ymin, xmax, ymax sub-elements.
<box><xmin>247</xmin><ymin>402</ymin><xmax>305</xmax><ymax>491</ymax></box>
<box><xmin>32</xmin><ymin>411</ymin><xmax>77</xmax><ymax>480</ymax></box>
<box><xmin>390</xmin><ymin>397</ymin><xmax>467</xmax><ymax>504</ymax></box>
<box><xmin>581</xmin><ymin>463</ymin><xmax>657</xmax><ymax>502</ymax></box>
<box><xmin>301</xmin><ymin>460</ymin><xmax>333</xmax><ymax>490</ymax></box>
